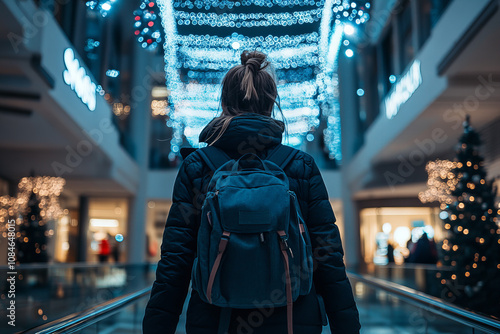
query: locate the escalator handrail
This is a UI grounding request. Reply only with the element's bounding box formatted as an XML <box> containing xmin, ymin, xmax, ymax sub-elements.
<box><xmin>0</xmin><ymin>262</ymin><xmax>156</xmax><ymax>270</ymax></box>
<box><xmin>347</xmin><ymin>271</ymin><xmax>500</xmax><ymax>332</ymax></box>
<box><xmin>21</xmin><ymin>272</ymin><xmax>500</xmax><ymax>333</ymax></box>
<box><xmin>21</xmin><ymin>287</ymin><xmax>151</xmax><ymax>334</ymax></box>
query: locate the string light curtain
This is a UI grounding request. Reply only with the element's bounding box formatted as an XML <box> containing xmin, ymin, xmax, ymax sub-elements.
<box><xmin>156</xmin><ymin>0</ymin><xmax>371</xmax><ymax>162</ymax></box>
<box><xmin>85</xmin><ymin>0</ymin><xmax>119</xmax><ymax>17</ymax></box>
<box><xmin>134</xmin><ymin>0</ymin><xmax>163</xmax><ymax>50</ymax></box>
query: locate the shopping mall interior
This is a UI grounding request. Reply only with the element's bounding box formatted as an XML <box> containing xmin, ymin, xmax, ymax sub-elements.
<box><xmin>0</xmin><ymin>0</ymin><xmax>500</xmax><ymax>333</ymax></box>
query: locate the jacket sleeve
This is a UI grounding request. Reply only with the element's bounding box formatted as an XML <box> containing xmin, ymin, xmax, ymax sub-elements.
<box><xmin>305</xmin><ymin>158</ymin><xmax>361</xmax><ymax>334</ymax></box>
<box><xmin>143</xmin><ymin>158</ymin><xmax>200</xmax><ymax>334</ymax></box>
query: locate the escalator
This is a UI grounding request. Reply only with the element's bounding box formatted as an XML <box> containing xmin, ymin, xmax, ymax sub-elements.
<box><xmin>0</xmin><ymin>263</ymin><xmax>155</xmax><ymax>334</ymax></box>
<box><xmin>13</xmin><ymin>266</ymin><xmax>500</xmax><ymax>334</ymax></box>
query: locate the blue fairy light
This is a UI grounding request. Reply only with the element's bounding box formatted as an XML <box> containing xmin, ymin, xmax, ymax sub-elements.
<box><xmin>133</xmin><ymin>0</ymin><xmax>162</xmax><ymax>50</ymax></box>
<box><xmin>86</xmin><ymin>0</ymin><xmax>117</xmax><ymax>17</ymax></box>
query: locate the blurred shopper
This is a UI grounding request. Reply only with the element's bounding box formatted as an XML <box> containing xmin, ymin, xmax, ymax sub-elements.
<box><xmin>408</xmin><ymin>233</ymin><xmax>438</xmax><ymax>264</ymax></box>
<box><xmin>387</xmin><ymin>241</ymin><xmax>395</xmax><ymax>264</ymax></box>
<box><xmin>98</xmin><ymin>236</ymin><xmax>111</xmax><ymax>263</ymax></box>
<box><xmin>403</xmin><ymin>237</ymin><xmax>414</xmax><ymax>263</ymax></box>
<box><xmin>143</xmin><ymin>51</ymin><xmax>360</xmax><ymax>334</ymax></box>
<box><xmin>110</xmin><ymin>234</ymin><xmax>121</xmax><ymax>263</ymax></box>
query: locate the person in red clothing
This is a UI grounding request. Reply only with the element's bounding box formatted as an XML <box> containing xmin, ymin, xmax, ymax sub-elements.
<box><xmin>98</xmin><ymin>236</ymin><xmax>111</xmax><ymax>263</ymax></box>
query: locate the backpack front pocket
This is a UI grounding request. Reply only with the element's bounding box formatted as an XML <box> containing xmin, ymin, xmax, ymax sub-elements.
<box><xmin>208</xmin><ymin>231</ymin><xmax>291</xmax><ymax>308</ymax></box>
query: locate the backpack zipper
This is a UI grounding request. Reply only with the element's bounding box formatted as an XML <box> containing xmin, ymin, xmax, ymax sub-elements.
<box><xmin>279</xmin><ymin>234</ymin><xmax>294</xmax><ymax>259</ymax></box>
<box><xmin>259</xmin><ymin>233</ymin><xmax>265</xmax><ymax>243</ymax></box>
<box><xmin>207</xmin><ymin>211</ymin><xmax>212</xmax><ymax>226</ymax></box>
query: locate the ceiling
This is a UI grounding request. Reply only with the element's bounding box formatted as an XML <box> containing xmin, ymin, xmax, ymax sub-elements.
<box><xmin>372</xmin><ymin>2</ymin><xmax>500</xmax><ymax>166</ymax></box>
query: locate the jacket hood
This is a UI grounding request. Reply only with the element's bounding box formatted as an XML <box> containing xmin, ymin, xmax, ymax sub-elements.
<box><xmin>199</xmin><ymin>113</ymin><xmax>284</xmax><ymax>152</ymax></box>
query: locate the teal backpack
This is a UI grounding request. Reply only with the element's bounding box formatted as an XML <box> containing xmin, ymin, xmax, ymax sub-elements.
<box><xmin>191</xmin><ymin>144</ymin><xmax>313</xmax><ymax>334</ymax></box>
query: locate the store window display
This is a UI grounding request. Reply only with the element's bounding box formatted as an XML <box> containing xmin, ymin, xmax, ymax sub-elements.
<box><xmin>88</xmin><ymin>199</ymin><xmax>128</xmax><ymax>263</ymax></box>
<box><xmin>360</xmin><ymin>207</ymin><xmax>442</xmax><ymax>265</ymax></box>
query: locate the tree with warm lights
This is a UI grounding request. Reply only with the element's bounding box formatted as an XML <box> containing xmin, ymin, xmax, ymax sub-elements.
<box><xmin>17</xmin><ymin>192</ymin><xmax>49</xmax><ymax>263</ymax></box>
<box><xmin>438</xmin><ymin>116</ymin><xmax>500</xmax><ymax>316</ymax></box>
<box><xmin>2</xmin><ymin>176</ymin><xmax>66</xmax><ymax>263</ymax></box>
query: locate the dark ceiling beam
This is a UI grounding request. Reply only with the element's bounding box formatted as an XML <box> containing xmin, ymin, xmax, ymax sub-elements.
<box><xmin>0</xmin><ymin>105</ymin><xmax>32</xmax><ymax>116</ymax></box>
<box><xmin>0</xmin><ymin>90</ymin><xmax>40</xmax><ymax>100</ymax></box>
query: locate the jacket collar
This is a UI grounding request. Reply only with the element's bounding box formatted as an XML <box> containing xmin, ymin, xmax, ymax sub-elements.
<box><xmin>199</xmin><ymin>113</ymin><xmax>284</xmax><ymax>153</ymax></box>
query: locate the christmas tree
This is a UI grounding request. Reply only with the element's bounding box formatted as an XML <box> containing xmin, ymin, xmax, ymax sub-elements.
<box><xmin>17</xmin><ymin>191</ymin><xmax>49</xmax><ymax>263</ymax></box>
<box><xmin>438</xmin><ymin>116</ymin><xmax>500</xmax><ymax>316</ymax></box>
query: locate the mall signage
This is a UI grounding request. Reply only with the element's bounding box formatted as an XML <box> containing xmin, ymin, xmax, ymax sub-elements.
<box><xmin>384</xmin><ymin>60</ymin><xmax>422</xmax><ymax>119</ymax></box>
<box><xmin>63</xmin><ymin>48</ymin><xmax>97</xmax><ymax>111</ymax></box>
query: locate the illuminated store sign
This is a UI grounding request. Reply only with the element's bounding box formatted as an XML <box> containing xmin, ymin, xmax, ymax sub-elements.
<box><xmin>63</xmin><ymin>48</ymin><xmax>97</xmax><ymax>111</ymax></box>
<box><xmin>384</xmin><ymin>60</ymin><xmax>422</xmax><ymax>119</ymax></box>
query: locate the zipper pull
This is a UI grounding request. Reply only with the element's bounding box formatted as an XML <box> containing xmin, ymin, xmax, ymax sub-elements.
<box><xmin>259</xmin><ymin>233</ymin><xmax>265</xmax><ymax>243</ymax></box>
<box><xmin>280</xmin><ymin>235</ymin><xmax>294</xmax><ymax>258</ymax></box>
<box><xmin>207</xmin><ymin>211</ymin><xmax>212</xmax><ymax>226</ymax></box>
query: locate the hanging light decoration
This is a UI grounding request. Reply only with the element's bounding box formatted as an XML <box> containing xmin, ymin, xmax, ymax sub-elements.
<box><xmin>0</xmin><ymin>176</ymin><xmax>66</xmax><ymax>236</ymax></box>
<box><xmin>134</xmin><ymin>0</ymin><xmax>163</xmax><ymax>50</ymax></box>
<box><xmin>173</xmin><ymin>0</ymin><xmax>325</xmax><ymax>8</ymax></box>
<box><xmin>0</xmin><ymin>195</ymin><xmax>17</xmax><ymax>227</ymax></box>
<box><xmin>154</xmin><ymin>0</ymin><xmax>371</xmax><ymax>162</ymax></box>
<box><xmin>419</xmin><ymin>160</ymin><xmax>458</xmax><ymax>204</ymax></box>
<box><xmin>333</xmin><ymin>1</ymin><xmax>371</xmax><ymax>25</ymax></box>
<box><xmin>16</xmin><ymin>176</ymin><xmax>66</xmax><ymax>220</ymax></box>
<box><xmin>85</xmin><ymin>0</ymin><xmax>118</xmax><ymax>17</ymax></box>
<box><xmin>174</xmin><ymin>8</ymin><xmax>323</xmax><ymax>28</ymax></box>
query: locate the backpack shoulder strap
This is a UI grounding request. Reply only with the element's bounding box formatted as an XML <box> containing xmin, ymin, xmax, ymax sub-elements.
<box><xmin>196</xmin><ymin>146</ymin><xmax>232</xmax><ymax>171</ymax></box>
<box><xmin>266</xmin><ymin>144</ymin><xmax>298</xmax><ymax>170</ymax></box>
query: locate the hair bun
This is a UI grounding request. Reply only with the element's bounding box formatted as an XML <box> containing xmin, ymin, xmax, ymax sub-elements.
<box><xmin>241</xmin><ymin>50</ymin><xmax>268</xmax><ymax>73</ymax></box>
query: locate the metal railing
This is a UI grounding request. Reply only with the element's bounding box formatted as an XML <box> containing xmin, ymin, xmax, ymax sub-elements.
<box><xmin>348</xmin><ymin>272</ymin><xmax>500</xmax><ymax>334</ymax></box>
<box><xmin>20</xmin><ymin>271</ymin><xmax>500</xmax><ymax>333</ymax></box>
<box><xmin>20</xmin><ymin>287</ymin><xmax>151</xmax><ymax>334</ymax></box>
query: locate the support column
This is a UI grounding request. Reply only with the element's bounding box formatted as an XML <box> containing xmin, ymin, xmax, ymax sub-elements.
<box><xmin>338</xmin><ymin>47</ymin><xmax>361</xmax><ymax>268</ymax></box>
<box><xmin>126</xmin><ymin>42</ymin><xmax>152</xmax><ymax>264</ymax></box>
<box><xmin>339</xmin><ymin>185</ymin><xmax>361</xmax><ymax>268</ymax></box>
<box><xmin>77</xmin><ymin>195</ymin><xmax>89</xmax><ymax>262</ymax></box>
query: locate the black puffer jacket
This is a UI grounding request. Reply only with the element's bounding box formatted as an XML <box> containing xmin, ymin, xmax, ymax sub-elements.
<box><xmin>143</xmin><ymin>114</ymin><xmax>360</xmax><ymax>334</ymax></box>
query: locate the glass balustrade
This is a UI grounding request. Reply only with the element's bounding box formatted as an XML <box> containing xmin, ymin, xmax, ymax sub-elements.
<box><xmin>0</xmin><ymin>263</ymin><xmax>156</xmax><ymax>332</ymax></box>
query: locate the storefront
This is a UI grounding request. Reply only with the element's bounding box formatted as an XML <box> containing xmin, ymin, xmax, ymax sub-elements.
<box><xmin>145</xmin><ymin>200</ymin><xmax>171</xmax><ymax>262</ymax></box>
<box><xmin>50</xmin><ymin>198</ymin><xmax>129</xmax><ymax>263</ymax></box>
<box><xmin>86</xmin><ymin>198</ymin><xmax>128</xmax><ymax>263</ymax></box>
<box><xmin>360</xmin><ymin>206</ymin><xmax>442</xmax><ymax>265</ymax></box>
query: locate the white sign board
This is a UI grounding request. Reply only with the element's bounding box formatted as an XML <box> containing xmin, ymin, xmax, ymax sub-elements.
<box><xmin>384</xmin><ymin>60</ymin><xmax>422</xmax><ymax>119</ymax></box>
<box><xmin>63</xmin><ymin>48</ymin><xmax>97</xmax><ymax>111</ymax></box>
